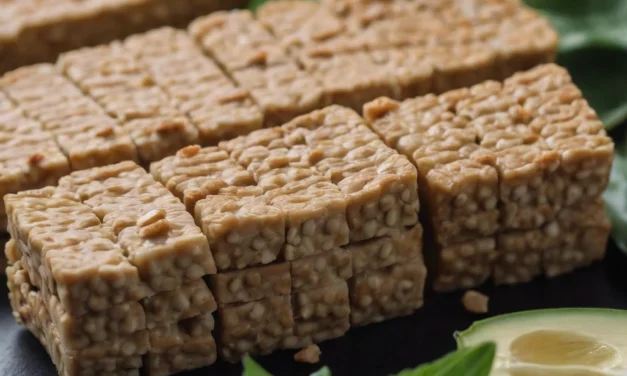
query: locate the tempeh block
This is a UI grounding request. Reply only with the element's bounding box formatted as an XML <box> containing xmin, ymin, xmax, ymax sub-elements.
<box><xmin>231</xmin><ymin>63</ymin><xmax>325</xmax><ymax>127</ymax></box>
<box><xmin>291</xmin><ymin>248</ymin><xmax>352</xmax><ymax>292</ymax></box>
<box><xmin>218</xmin><ymin>295</ymin><xmax>294</xmax><ymax>362</ymax></box>
<box><xmin>150</xmin><ymin>145</ymin><xmax>255</xmax><ymax>212</ymax></box>
<box><xmin>546</xmin><ymin>134</ymin><xmax>614</xmax><ymax>207</ymax></box>
<box><xmin>209</xmin><ymin>262</ymin><xmax>291</xmax><ymax>305</ymax></box>
<box><xmin>301</xmin><ymin>52</ymin><xmax>398</xmax><ymax>112</ymax></box>
<box><xmin>268</xmin><ymin>179</ymin><xmax>349</xmax><ymax>260</ymax></box>
<box><xmin>429</xmin><ymin>237</ymin><xmax>497</xmax><ymax>292</ymax></box>
<box><xmin>188</xmin><ymin>10</ymin><xmax>290</xmax><ymax>72</ymax></box>
<box><xmin>495</xmin><ymin>223</ymin><xmax>559</xmax><ymax>285</ymax></box>
<box><xmin>141</xmin><ymin>279</ymin><xmax>217</xmax><ymax>330</ymax></box>
<box><xmin>480</xmin><ymin>144</ymin><xmax>560</xmax><ymax>230</ymax></box>
<box><xmin>422</xmin><ymin>159</ymin><xmax>499</xmax><ymax>245</ymax></box>
<box><xmin>145</xmin><ymin>313</ymin><xmax>217</xmax><ymax>376</ymax></box>
<box><xmin>349</xmin><ymin>258</ymin><xmax>427</xmax><ymax>326</ymax></box>
<box><xmin>195</xmin><ymin>190</ymin><xmax>285</xmax><ymax>271</ymax></box>
<box><xmin>348</xmin><ymin>224</ymin><xmax>423</xmax><ymax>275</ymax></box>
<box><xmin>291</xmin><ymin>280</ymin><xmax>350</xmax><ymax>322</ymax></box>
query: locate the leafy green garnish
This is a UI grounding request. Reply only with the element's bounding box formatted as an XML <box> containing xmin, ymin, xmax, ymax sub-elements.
<box><xmin>605</xmin><ymin>137</ymin><xmax>627</xmax><ymax>252</ymax></box>
<box><xmin>395</xmin><ymin>342</ymin><xmax>495</xmax><ymax>376</ymax></box>
<box><xmin>524</xmin><ymin>0</ymin><xmax>627</xmax><ymax>130</ymax></box>
<box><xmin>242</xmin><ymin>355</ymin><xmax>273</xmax><ymax>376</ymax></box>
<box><xmin>241</xmin><ymin>343</ymin><xmax>496</xmax><ymax>376</ymax></box>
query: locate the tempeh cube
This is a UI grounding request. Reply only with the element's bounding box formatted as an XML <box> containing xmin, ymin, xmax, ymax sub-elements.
<box><xmin>291</xmin><ymin>248</ymin><xmax>352</xmax><ymax>292</ymax></box>
<box><xmin>219</xmin><ymin>126</ymin><xmax>289</xmax><ymax>158</ymax></box>
<box><xmin>232</xmin><ymin>63</ymin><xmax>325</xmax><ymax>126</ymax></box>
<box><xmin>0</xmin><ymin>132</ymin><xmax>71</xmax><ymax>221</ymax></box>
<box><xmin>141</xmin><ymin>279</ymin><xmax>217</xmax><ymax>330</ymax></box>
<box><xmin>546</xmin><ymin>134</ymin><xmax>614</xmax><ymax>207</ymax></box>
<box><xmin>195</xmin><ymin>190</ymin><xmax>285</xmax><ymax>271</ymax></box>
<box><xmin>429</xmin><ymin>237</ymin><xmax>496</xmax><ymax>292</ymax></box>
<box><xmin>145</xmin><ymin>313</ymin><xmax>217</xmax><ymax>376</ymax></box>
<box><xmin>188</xmin><ymin>10</ymin><xmax>290</xmax><ymax>72</ymax></box>
<box><xmin>336</xmin><ymin>151</ymin><xmax>419</xmax><ymax>241</ymax></box>
<box><xmin>268</xmin><ymin>179</ymin><xmax>350</xmax><ymax>260</ymax></box>
<box><xmin>301</xmin><ymin>52</ymin><xmax>397</xmax><ymax>112</ymax></box>
<box><xmin>495</xmin><ymin>222</ymin><xmax>560</xmax><ymax>285</ymax></box>
<box><xmin>430</xmin><ymin>45</ymin><xmax>498</xmax><ymax>94</ymax></box>
<box><xmin>209</xmin><ymin>262</ymin><xmax>291</xmax><ymax>305</ymax></box>
<box><xmin>544</xmin><ymin>223</ymin><xmax>610</xmax><ymax>278</ymax></box>
<box><xmin>291</xmin><ymin>280</ymin><xmax>350</xmax><ymax>322</ymax></box>
<box><xmin>543</xmin><ymin>201</ymin><xmax>611</xmax><ymax>277</ymax></box>
<box><xmin>422</xmin><ymin>159</ymin><xmax>499</xmax><ymax>245</ymax></box>
<box><xmin>218</xmin><ymin>295</ymin><xmax>294</xmax><ymax>362</ymax></box>
<box><xmin>369</xmin><ymin>47</ymin><xmax>434</xmax><ymax>99</ymax></box>
<box><xmin>492</xmin><ymin>8</ymin><xmax>558</xmax><ymax>79</ymax></box>
<box><xmin>349</xmin><ymin>258</ymin><xmax>426</xmax><ymax>326</ymax></box>
<box><xmin>479</xmin><ymin>144</ymin><xmax>561</xmax><ymax>230</ymax></box>
<box><xmin>150</xmin><ymin>145</ymin><xmax>255</xmax><ymax>211</ymax></box>
<box><xmin>348</xmin><ymin>224</ymin><xmax>423</xmax><ymax>275</ymax></box>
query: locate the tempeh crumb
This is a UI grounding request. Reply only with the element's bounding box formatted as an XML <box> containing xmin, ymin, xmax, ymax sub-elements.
<box><xmin>294</xmin><ymin>344</ymin><xmax>322</xmax><ymax>364</ymax></box>
<box><xmin>462</xmin><ymin>290</ymin><xmax>489</xmax><ymax>314</ymax></box>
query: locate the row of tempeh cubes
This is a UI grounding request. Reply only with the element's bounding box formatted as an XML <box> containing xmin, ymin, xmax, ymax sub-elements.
<box><xmin>5</xmin><ymin>104</ymin><xmax>427</xmax><ymax>375</ymax></box>
<box><xmin>5</xmin><ymin>63</ymin><xmax>614</xmax><ymax>376</ymax></box>
<box><xmin>0</xmin><ymin>0</ymin><xmax>558</xmax><ymax>234</ymax></box>
<box><xmin>0</xmin><ymin>0</ymin><xmax>248</xmax><ymax>74</ymax></box>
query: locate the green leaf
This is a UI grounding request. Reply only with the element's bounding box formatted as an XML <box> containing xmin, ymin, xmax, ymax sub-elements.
<box><xmin>242</xmin><ymin>355</ymin><xmax>273</xmax><ymax>376</ymax></box>
<box><xmin>605</xmin><ymin>137</ymin><xmax>627</xmax><ymax>252</ymax></box>
<box><xmin>310</xmin><ymin>366</ymin><xmax>332</xmax><ymax>376</ymax></box>
<box><xmin>248</xmin><ymin>0</ymin><xmax>269</xmax><ymax>11</ymax></box>
<box><xmin>394</xmin><ymin>342</ymin><xmax>495</xmax><ymax>376</ymax></box>
<box><xmin>557</xmin><ymin>47</ymin><xmax>627</xmax><ymax>131</ymax></box>
<box><xmin>524</xmin><ymin>0</ymin><xmax>627</xmax><ymax>53</ymax></box>
<box><xmin>524</xmin><ymin>0</ymin><xmax>627</xmax><ymax>129</ymax></box>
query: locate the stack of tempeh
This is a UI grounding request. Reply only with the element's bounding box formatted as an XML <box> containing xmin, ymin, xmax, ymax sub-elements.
<box><xmin>0</xmin><ymin>0</ymin><xmax>248</xmax><ymax>74</ymax></box>
<box><xmin>6</xmin><ymin>163</ymin><xmax>220</xmax><ymax>376</ymax></box>
<box><xmin>364</xmin><ymin>64</ymin><xmax>613</xmax><ymax>291</ymax></box>
<box><xmin>0</xmin><ymin>0</ymin><xmax>557</xmax><ymax>234</ymax></box>
<box><xmin>150</xmin><ymin>105</ymin><xmax>425</xmax><ymax>361</ymax></box>
<box><xmin>4</xmin><ymin>63</ymin><xmax>615</xmax><ymax>375</ymax></box>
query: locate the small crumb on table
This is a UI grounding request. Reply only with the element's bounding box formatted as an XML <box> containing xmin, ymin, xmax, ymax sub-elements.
<box><xmin>294</xmin><ymin>344</ymin><xmax>321</xmax><ymax>364</ymax></box>
<box><xmin>462</xmin><ymin>290</ymin><xmax>489</xmax><ymax>314</ymax></box>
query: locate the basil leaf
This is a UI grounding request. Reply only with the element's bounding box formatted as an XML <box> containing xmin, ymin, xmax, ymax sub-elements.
<box><xmin>394</xmin><ymin>342</ymin><xmax>495</xmax><ymax>376</ymax></box>
<box><xmin>242</xmin><ymin>355</ymin><xmax>273</xmax><ymax>376</ymax></box>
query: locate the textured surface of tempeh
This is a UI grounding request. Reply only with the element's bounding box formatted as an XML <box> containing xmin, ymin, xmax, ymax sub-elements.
<box><xmin>365</xmin><ymin>63</ymin><xmax>614</xmax><ymax>291</ymax></box>
<box><xmin>0</xmin><ymin>0</ymin><xmax>248</xmax><ymax>74</ymax></box>
<box><xmin>0</xmin><ymin>0</ymin><xmax>557</xmax><ymax>243</ymax></box>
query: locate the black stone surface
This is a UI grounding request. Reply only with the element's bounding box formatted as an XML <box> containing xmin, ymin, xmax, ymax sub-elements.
<box><xmin>1</xmin><ymin>240</ymin><xmax>626</xmax><ymax>376</ymax></box>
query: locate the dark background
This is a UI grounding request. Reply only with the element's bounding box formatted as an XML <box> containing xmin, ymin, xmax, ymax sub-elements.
<box><xmin>1</xmin><ymin>237</ymin><xmax>626</xmax><ymax>376</ymax></box>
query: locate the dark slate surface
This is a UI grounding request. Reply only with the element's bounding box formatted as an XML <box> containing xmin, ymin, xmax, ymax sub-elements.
<box><xmin>1</xmin><ymin>237</ymin><xmax>626</xmax><ymax>376</ymax></box>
